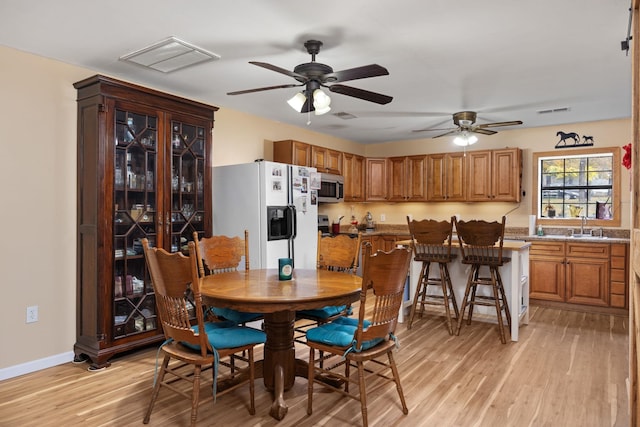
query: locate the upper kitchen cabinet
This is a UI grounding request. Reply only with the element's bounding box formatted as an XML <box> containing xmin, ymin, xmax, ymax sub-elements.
<box><xmin>273</xmin><ymin>140</ymin><xmax>311</xmax><ymax>166</ymax></box>
<box><xmin>343</xmin><ymin>152</ymin><xmax>365</xmax><ymax>202</ymax></box>
<box><xmin>387</xmin><ymin>155</ymin><xmax>428</xmax><ymax>202</ymax></box>
<box><xmin>466</xmin><ymin>148</ymin><xmax>522</xmax><ymax>202</ymax></box>
<box><xmin>311</xmin><ymin>145</ymin><xmax>343</xmax><ymax>174</ymax></box>
<box><xmin>426</xmin><ymin>152</ymin><xmax>466</xmax><ymax>202</ymax></box>
<box><xmin>74</xmin><ymin>75</ymin><xmax>216</xmax><ymax>369</ymax></box>
<box><xmin>366</xmin><ymin>158</ymin><xmax>388</xmax><ymax>201</ymax></box>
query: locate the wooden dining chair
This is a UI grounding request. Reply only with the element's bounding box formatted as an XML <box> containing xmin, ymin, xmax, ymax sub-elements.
<box><xmin>453</xmin><ymin>216</ymin><xmax>512</xmax><ymax>343</ymax></box>
<box><xmin>406</xmin><ymin>216</ymin><xmax>459</xmax><ymax>334</ymax></box>
<box><xmin>141</xmin><ymin>239</ymin><xmax>266</xmax><ymax>427</ymax></box>
<box><xmin>305</xmin><ymin>244</ymin><xmax>412</xmax><ymax>427</ymax></box>
<box><xmin>192</xmin><ymin>231</ymin><xmax>263</xmax><ymax>325</ymax></box>
<box><xmin>295</xmin><ymin>231</ymin><xmax>361</xmax><ymax>341</ymax></box>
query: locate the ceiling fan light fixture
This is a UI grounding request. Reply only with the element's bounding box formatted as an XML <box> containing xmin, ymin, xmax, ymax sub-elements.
<box><xmin>287</xmin><ymin>92</ymin><xmax>307</xmax><ymax>112</ymax></box>
<box><xmin>453</xmin><ymin>132</ymin><xmax>478</xmax><ymax>147</ymax></box>
<box><xmin>312</xmin><ymin>89</ymin><xmax>331</xmax><ymax>115</ymax></box>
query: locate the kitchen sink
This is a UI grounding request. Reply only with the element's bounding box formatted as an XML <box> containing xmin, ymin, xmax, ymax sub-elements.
<box><xmin>534</xmin><ymin>234</ymin><xmax>608</xmax><ymax>240</ymax></box>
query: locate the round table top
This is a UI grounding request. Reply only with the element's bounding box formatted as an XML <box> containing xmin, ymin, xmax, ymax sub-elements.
<box><xmin>200</xmin><ymin>268</ymin><xmax>363</xmax><ymax>313</ymax></box>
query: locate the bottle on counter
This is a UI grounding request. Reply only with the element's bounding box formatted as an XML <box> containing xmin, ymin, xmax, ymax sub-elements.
<box><xmin>537</xmin><ymin>224</ymin><xmax>544</xmax><ymax>236</ymax></box>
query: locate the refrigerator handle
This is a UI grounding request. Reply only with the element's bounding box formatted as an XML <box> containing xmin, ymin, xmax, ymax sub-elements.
<box><xmin>288</xmin><ymin>204</ymin><xmax>297</xmax><ymax>267</ymax></box>
<box><xmin>288</xmin><ymin>205</ymin><xmax>297</xmax><ymax>239</ymax></box>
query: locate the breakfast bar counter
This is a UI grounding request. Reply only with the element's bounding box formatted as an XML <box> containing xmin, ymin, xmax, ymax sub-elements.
<box><xmin>396</xmin><ymin>239</ymin><xmax>531</xmax><ymax>342</ymax></box>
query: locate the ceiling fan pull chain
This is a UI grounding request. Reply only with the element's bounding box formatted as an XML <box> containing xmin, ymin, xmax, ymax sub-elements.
<box><xmin>307</xmin><ymin>109</ymin><xmax>311</xmax><ymax>126</ymax></box>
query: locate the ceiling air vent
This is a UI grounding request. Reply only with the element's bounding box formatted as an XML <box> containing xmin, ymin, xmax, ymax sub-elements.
<box><xmin>119</xmin><ymin>36</ymin><xmax>221</xmax><ymax>73</ymax></box>
<box><xmin>537</xmin><ymin>107</ymin><xmax>570</xmax><ymax>115</ymax></box>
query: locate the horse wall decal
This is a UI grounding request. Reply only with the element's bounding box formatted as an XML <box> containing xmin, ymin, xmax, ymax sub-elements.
<box><xmin>556</xmin><ymin>131</ymin><xmax>580</xmax><ymax>146</ymax></box>
<box><xmin>583</xmin><ymin>135</ymin><xmax>594</xmax><ymax>143</ymax></box>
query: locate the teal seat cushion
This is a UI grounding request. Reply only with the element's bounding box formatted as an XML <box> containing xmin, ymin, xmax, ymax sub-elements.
<box><xmin>306</xmin><ymin>316</ymin><xmax>382</xmax><ymax>350</ymax></box>
<box><xmin>212</xmin><ymin>307</ymin><xmax>263</xmax><ymax>324</ymax></box>
<box><xmin>297</xmin><ymin>305</ymin><xmax>351</xmax><ymax>319</ymax></box>
<box><xmin>185</xmin><ymin>322</ymin><xmax>266</xmax><ymax>351</ymax></box>
<box><xmin>193</xmin><ymin>320</ymin><xmax>236</xmax><ymax>335</ymax></box>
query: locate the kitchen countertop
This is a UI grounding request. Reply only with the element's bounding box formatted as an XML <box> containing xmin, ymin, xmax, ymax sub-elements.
<box><xmin>512</xmin><ymin>234</ymin><xmax>630</xmax><ymax>244</ymax></box>
<box><xmin>335</xmin><ymin>224</ymin><xmax>630</xmax><ymax>244</ymax></box>
<box><xmin>396</xmin><ymin>238</ymin><xmax>532</xmax><ymax>250</ymax></box>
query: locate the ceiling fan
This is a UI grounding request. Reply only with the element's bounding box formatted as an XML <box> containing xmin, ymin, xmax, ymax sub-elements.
<box><xmin>412</xmin><ymin>111</ymin><xmax>523</xmax><ymax>138</ymax></box>
<box><xmin>227</xmin><ymin>40</ymin><xmax>393</xmax><ymax>113</ymax></box>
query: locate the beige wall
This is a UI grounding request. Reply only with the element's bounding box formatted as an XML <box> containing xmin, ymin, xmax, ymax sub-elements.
<box><xmin>0</xmin><ymin>44</ymin><xmax>631</xmax><ymax>374</ymax></box>
<box><xmin>0</xmin><ymin>45</ymin><xmax>360</xmax><ymax>372</ymax></box>
<box><xmin>319</xmin><ymin>120</ymin><xmax>632</xmax><ymax>230</ymax></box>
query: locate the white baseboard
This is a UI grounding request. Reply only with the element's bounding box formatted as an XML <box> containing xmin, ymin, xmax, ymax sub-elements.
<box><xmin>0</xmin><ymin>351</ymin><xmax>75</xmax><ymax>381</ymax></box>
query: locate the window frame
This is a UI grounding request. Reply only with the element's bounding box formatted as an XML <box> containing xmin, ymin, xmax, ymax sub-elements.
<box><xmin>533</xmin><ymin>146</ymin><xmax>621</xmax><ymax>227</ymax></box>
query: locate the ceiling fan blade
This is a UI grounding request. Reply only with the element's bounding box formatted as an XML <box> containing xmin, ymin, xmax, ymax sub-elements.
<box><xmin>227</xmin><ymin>83</ymin><xmax>301</xmax><ymax>96</ymax></box>
<box><xmin>476</xmin><ymin>120</ymin><xmax>523</xmax><ymax>128</ymax></box>
<box><xmin>433</xmin><ymin>129</ymin><xmax>460</xmax><ymax>138</ymax></box>
<box><xmin>249</xmin><ymin>61</ymin><xmax>308</xmax><ymax>81</ymax></box>
<box><xmin>412</xmin><ymin>118</ymin><xmax>456</xmax><ymax>133</ymax></box>
<box><xmin>328</xmin><ymin>84</ymin><xmax>393</xmax><ymax>105</ymax></box>
<box><xmin>412</xmin><ymin>126</ymin><xmax>456</xmax><ymax>133</ymax></box>
<box><xmin>471</xmin><ymin>128</ymin><xmax>498</xmax><ymax>135</ymax></box>
<box><xmin>324</xmin><ymin>64</ymin><xmax>389</xmax><ymax>83</ymax></box>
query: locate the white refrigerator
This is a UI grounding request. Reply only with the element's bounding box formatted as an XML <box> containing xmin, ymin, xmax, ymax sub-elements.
<box><xmin>212</xmin><ymin>161</ymin><xmax>318</xmax><ymax>270</ymax></box>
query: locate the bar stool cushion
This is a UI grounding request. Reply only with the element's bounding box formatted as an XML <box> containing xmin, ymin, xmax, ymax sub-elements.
<box><xmin>307</xmin><ymin>316</ymin><xmax>382</xmax><ymax>350</ymax></box>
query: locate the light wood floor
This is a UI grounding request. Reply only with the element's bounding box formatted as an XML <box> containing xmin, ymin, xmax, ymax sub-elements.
<box><xmin>0</xmin><ymin>304</ymin><xmax>629</xmax><ymax>427</ymax></box>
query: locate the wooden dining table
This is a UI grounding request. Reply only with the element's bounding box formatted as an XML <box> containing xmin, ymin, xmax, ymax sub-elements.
<box><xmin>200</xmin><ymin>268</ymin><xmax>362</xmax><ymax>420</ymax></box>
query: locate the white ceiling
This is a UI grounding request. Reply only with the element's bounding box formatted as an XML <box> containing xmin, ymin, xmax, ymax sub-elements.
<box><xmin>0</xmin><ymin>0</ymin><xmax>632</xmax><ymax>144</ymax></box>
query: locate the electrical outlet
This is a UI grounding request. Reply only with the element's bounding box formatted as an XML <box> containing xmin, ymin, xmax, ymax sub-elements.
<box><xmin>380</xmin><ymin>213</ymin><xmax>386</xmax><ymax>222</ymax></box>
<box><xmin>26</xmin><ymin>306</ymin><xmax>38</xmax><ymax>323</ymax></box>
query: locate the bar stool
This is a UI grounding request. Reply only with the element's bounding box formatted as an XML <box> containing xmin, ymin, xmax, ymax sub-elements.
<box><xmin>453</xmin><ymin>216</ymin><xmax>511</xmax><ymax>344</ymax></box>
<box><xmin>406</xmin><ymin>216</ymin><xmax>459</xmax><ymax>334</ymax></box>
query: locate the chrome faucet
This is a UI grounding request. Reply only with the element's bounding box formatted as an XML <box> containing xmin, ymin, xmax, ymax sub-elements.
<box><xmin>581</xmin><ymin>216</ymin><xmax>587</xmax><ymax>235</ymax></box>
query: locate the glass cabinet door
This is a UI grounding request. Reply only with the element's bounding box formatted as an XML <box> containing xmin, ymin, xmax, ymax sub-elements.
<box><xmin>113</xmin><ymin>109</ymin><xmax>158</xmax><ymax>339</ymax></box>
<box><xmin>170</xmin><ymin>120</ymin><xmax>207</xmax><ymax>252</ymax></box>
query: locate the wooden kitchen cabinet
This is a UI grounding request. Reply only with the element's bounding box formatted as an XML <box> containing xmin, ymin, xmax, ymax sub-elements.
<box><xmin>610</xmin><ymin>244</ymin><xmax>628</xmax><ymax>308</ymax></box>
<box><xmin>466</xmin><ymin>148</ymin><xmax>522</xmax><ymax>202</ymax></box>
<box><xmin>273</xmin><ymin>140</ymin><xmax>311</xmax><ymax>166</ymax></box>
<box><xmin>343</xmin><ymin>152</ymin><xmax>365</xmax><ymax>202</ymax></box>
<box><xmin>529</xmin><ymin>241</ymin><xmax>566</xmax><ymax>302</ymax></box>
<box><xmin>565</xmin><ymin>242</ymin><xmax>610</xmax><ymax>306</ymax></box>
<box><xmin>311</xmin><ymin>145</ymin><xmax>342</xmax><ymax>174</ymax></box>
<box><xmin>74</xmin><ymin>75</ymin><xmax>216</xmax><ymax>369</ymax></box>
<box><xmin>387</xmin><ymin>155</ymin><xmax>428</xmax><ymax>202</ymax></box>
<box><xmin>529</xmin><ymin>240</ymin><xmax>623</xmax><ymax>310</ymax></box>
<box><xmin>426</xmin><ymin>152</ymin><xmax>466</xmax><ymax>201</ymax></box>
<box><xmin>361</xmin><ymin>234</ymin><xmax>410</xmax><ymax>253</ymax></box>
<box><xmin>366</xmin><ymin>158</ymin><xmax>388</xmax><ymax>201</ymax></box>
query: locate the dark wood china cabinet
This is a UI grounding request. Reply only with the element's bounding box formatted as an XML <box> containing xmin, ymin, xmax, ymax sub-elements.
<box><xmin>73</xmin><ymin>75</ymin><xmax>217</xmax><ymax>369</ymax></box>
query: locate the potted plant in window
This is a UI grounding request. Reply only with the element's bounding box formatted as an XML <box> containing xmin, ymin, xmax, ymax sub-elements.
<box><xmin>544</xmin><ymin>201</ymin><xmax>556</xmax><ymax>218</ymax></box>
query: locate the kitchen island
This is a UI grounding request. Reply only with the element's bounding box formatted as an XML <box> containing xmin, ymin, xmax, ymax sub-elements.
<box><xmin>396</xmin><ymin>239</ymin><xmax>531</xmax><ymax>342</ymax></box>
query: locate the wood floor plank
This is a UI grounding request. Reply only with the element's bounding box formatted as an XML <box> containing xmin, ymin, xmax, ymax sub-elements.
<box><xmin>0</xmin><ymin>304</ymin><xmax>629</xmax><ymax>426</ymax></box>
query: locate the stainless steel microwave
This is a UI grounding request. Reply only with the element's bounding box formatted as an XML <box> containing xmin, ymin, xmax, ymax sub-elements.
<box><xmin>317</xmin><ymin>173</ymin><xmax>344</xmax><ymax>203</ymax></box>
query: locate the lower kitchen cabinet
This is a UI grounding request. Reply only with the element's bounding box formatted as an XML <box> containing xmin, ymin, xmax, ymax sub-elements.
<box><xmin>610</xmin><ymin>243</ymin><xmax>628</xmax><ymax>308</ymax></box>
<box><xmin>529</xmin><ymin>240</ymin><xmax>627</xmax><ymax>311</ymax></box>
<box><xmin>360</xmin><ymin>234</ymin><xmax>410</xmax><ymax>253</ymax></box>
<box><xmin>529</xmin><ymin>242</ymin><xmax>566</xmax><ymax>302</ymax></box>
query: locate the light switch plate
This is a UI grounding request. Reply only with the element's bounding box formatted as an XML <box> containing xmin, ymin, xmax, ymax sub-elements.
<box><xmin>26</xmin><ymin>306</ymin><xmax>38</xmax><ymax>323</ymax></box>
